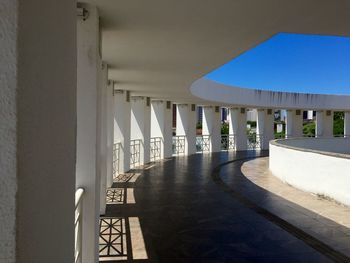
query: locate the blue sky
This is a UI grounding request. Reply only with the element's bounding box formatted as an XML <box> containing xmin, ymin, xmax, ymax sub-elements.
<box><xmin>205</xmin><ymin>33</ymin><xmax>350</xmax><ymax>95</ymax></box>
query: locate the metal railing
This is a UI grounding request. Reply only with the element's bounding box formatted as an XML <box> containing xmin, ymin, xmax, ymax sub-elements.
<box><xmin>150</xmin><ymin>137</ymin><xmax>162</xmax><ymax>161</ymax></box>
<box><xmin>196</xmin><ymin>135</ymin><xmax>211</xmax><ymax>152</ymax></box>
<box><xmin>172</xmin><ymin>135</ymin><xmax>186</xmax><ymax>155</ymax></box>
<box><xmin>247</xmin><ymin>133</ymin><xmax>263</xmax><ymax>150</ymax></box>
<box><xmin>221</xmin><ymin>134</ymin><xmax>236</xmax><ymax>151</ymax></box>
<box><xmin>130</xmin><ymin>139</ymin><xmax>141</xmax><ymax>168</ymax></box>
<box><xmin>75</xmin><ymin>188</ymin><xmax>84</xmax><ymax>263</ymax></box>
<box><xmin>113</xmin><ymin>143</ymin><xmax>121</xmax><ymax>177</ymax></box>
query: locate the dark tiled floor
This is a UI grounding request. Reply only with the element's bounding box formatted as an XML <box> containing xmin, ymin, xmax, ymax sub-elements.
<box><xmin>102</xmin><ymin>151</ymin><xmax>350</xmax><ymax>263</ymax></box>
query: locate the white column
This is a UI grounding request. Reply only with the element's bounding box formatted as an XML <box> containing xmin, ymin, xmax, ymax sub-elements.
<box><xmin>2</xmin><ymin>1</ymin><xmax>76</xmax><ymax>261</ymax></box>
<box><xmin>344</xmin><ymin>112</ymin><xmax>350</xmax><ymax>138</ymax></box>
<box><xmin>76</xmin><ymin>5</ymin><xmax>100</xmax><ymax>263</ymax></box>
<box><xmin>176</xmin><ymin>104</ymin><xmax>197</xmax><ymax>155</ymax></box>
<box><xmin>257</xmin><ymin>109</ymin><xmax>274</xmax><ymax>150</ymax></box>
<box><xmin>286</xmin><ymin>110</ymin><xmax>303</xmax><ymax>138</ymax></box>
<box><xmin>151</xmin><ymin>100</ymin><xmax>173</xmax><ymax>158</ymax></box>
<box><xmin>307</xmin><ymin>110</ymin><xmax>314</xmax><ymax>120</ymax></box>
<box><xmin>106</xmin><ymin>81</ymin><xmax>115</xmax><ymax>187</ymax></box>
<box><xmin>202</xmin><ymin>106</ymin><xmax>221</xmax><ymax>152</ymax></box>
<box><xmin>316</xmin><ymin>110</ymin><xmax>333</xmax><ymax>137</ymax></box>
<box><xmin>98</xmin><ymin>62</ymin><xmax>108</xmax><ymax>215</ymax></box>
<box><xmin>229</xmin><ymin>108</ymin><xmax>247</xmax><ymax>150</ymax></box>
<box><xmin>114</xmin><ymin>90</ymin><xmax>131</xmax><ymax>173</ymax></box>
<box><xmin>131</xmin><ymin>97</ymin><xmax>151</xmax><ymax>164</ymax></box>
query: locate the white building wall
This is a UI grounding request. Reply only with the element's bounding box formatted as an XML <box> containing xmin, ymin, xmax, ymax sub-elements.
<box><xmin>286</xmin><ymin>110</ymin><xmax>303</xmax><ymax>138</ymax></box>
<box><xmin>257</xmin><ymin>109</ymin><xmax>274</xmax><ymax>149</ymax></box>
<box><xmin>345</xmin><ymin>112</ymin><xmax>350</xmax><ymax>138</ymax></box>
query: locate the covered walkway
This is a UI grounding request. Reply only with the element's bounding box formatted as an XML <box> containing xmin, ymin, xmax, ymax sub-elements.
<box><xmin>100</xmin><ymin>151</ymin><xmax>350</xmax><ymax>262</ymax></box>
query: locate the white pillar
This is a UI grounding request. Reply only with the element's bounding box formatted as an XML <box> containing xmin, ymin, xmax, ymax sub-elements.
<box><xmin>307</xmin><ymin>110</ymin><xmax>314</xmax><ymax>120</ymax></box>
<box><xmin>344</xmin><ymin>112</ymin><xmax>350</xmax><ymax>138</ymax></box>
<box><xmin>114</xmin><ymin>90</ymin><xmax>131</xmax><ymax>173</ymax></box>
<box><xmin>316</xmin><ymin>110</ymin><xmax>333</xmax><ymax>137</ymax></box>
<box><xmin>257</xmin><ymin>109</ymin><xmax>274</xmax><ymax>150</ymax></box>
<box><xmin>176</xmin><ymin>104</ymin><xmax>197</xmax><ymax>155</ymax></box>
<box><xmin>2</xmin><ymin>1</ymin><xmax>76</xmax><ymax>261</ymax></box>
<box><xmin>76</xmin><ymin>5</ymin><xmax>100</xmax><ymax>263</ymax></box>
<box><xmin>286</xmin><ymin>110</ymin><xmax>303</xmax><ymax>138</ymax></box>
<box><xmin>98</xmin><ymin>62</ymin><xmax>108</xmax><ymax>215</ymax></box>
<box><xmin>106</xmin><ymin>81</ymin><xmax>115</xmax><ymax>187</ymax></box>
<box><xmin>202</xmin><ymin>106</ymin><xmax>221</xmax><ymax>152</ymax></box>
<box><xmin>229</xmin><ymin>108</ymin><xmax>247</xmax><ymax>150</ymax></box>
<box><xmin>131</xmin><ymin>97</ymin><xmax>151</xmax><ymax>164</ymax></box>
<box><xmin>151</xmin><ymin>101</ymin><xmax>173</xmax><ymax>158</ymax></box>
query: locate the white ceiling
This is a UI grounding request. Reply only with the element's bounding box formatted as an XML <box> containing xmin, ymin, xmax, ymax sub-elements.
<box><xmin>85</xmin><ymin>0</ymin><xmax>350</xmax><ymax>105</ymax></box>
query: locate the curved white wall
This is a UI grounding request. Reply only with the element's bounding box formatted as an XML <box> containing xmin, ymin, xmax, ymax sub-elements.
<box><xmin>191</xmin><ymin>78</ymin><xmax>350</xmax><ymax>110</ymax></box>
<box><xmin>269</xmin><ymin>138</ymin><xmax>350</xmax><ymax>206</ymax></box>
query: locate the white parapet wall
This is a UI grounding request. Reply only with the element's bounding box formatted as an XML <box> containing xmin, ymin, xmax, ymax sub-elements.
<box><xmin>269</xmin><ymin>138</ymin><xmax>350</xmax><ymax>207</ymax></box>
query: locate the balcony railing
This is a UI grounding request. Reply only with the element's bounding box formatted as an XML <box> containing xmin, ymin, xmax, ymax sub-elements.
<box><xmin>113</xmin><ymin>143</ymin><xmax>121</xmax><ymax>178</ymax></box>
<box><xmin>130</xmin><ymin>139</ymin><xmax>141</xmax><ymax>168</ymax></box>
<box><xmin>150</xmin><ymin>137</ymin><xmax>162</xmax><ymax>161</ymax></box>
<box><xmin>221</xmin><ymin>134</ymin><xmax>236</xmax><ymax>151</ymax></box>
<box><xmin>75</xmin><ymin>188</ymin><xmax>84</xmax><ymax>263</ymax></box>
<box><xmin>247</xmin><ymin>133</ymin><xmax>263</xmax><ymax>150</ymax></box>
<box><xmin>196</xmin><ymin>135</ymin><xmax>211</xmax><ymax>152</ymax></box>
<box><xmin>172</xmin><ymin>135</ymin><xmax>186</xmax><ymax>155</ymax></box>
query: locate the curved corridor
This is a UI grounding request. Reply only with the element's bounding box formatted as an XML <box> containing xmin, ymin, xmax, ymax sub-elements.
<box><xmin>101</xmin><ymin>151</ymin><xmax>350</xmax><ymax>263</ymax></box>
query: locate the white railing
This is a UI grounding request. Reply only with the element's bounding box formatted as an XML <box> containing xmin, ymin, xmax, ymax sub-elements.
<box><xmin>247</xmin><ymin>133</ymin><xmax>263</xmax><ymax>150</ymax></box>
<box><xmin>75</xmin><ymin>188</ymin><xmax>84</xmax><ymax>263</ymax></box>
<box><xmin>113</xmin><ymin>143</ymin><xmax>121</xmax><ymax>178</ymax></box>
<box><xmin>150</xmin><ymin>137</ymin><xmax>162</xmax><ymax>161</ymax></box>
<box><xmin>196</xmin><ymin>135</ymin><xmax>211</xmax><ymax>152</ymax></box>
<box><xmin>221</xmin><ymin>134</ymin><xmax>236</xmax><ymax>151</ymax></box>
<box><xmin>172</xmin><ymin>135</ymin><xmax>186</xmax><ymax>155</ymax></box>
<box><xmin>130</xmin><ymin>139</ymin><xmax>141</xmax><ymax>168</ymax></box>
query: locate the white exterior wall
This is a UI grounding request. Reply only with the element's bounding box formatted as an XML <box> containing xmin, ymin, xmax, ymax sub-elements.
<box><xmin>286</xmin><ymin>110</ymin><xmax>303</xmax><ymax>138</ymax></box>
<box><xmin>270</xmin><ymin>139</ymin><xmax>350</xmax><ymax>206</ymax></box>
<box><xmin>229</xmin><ymin>108</ymin><xmax>247</xmax><ymax>150</ymax></box>
<box><xmin>316</xmin><ymin>110</ymin><xmax>333</xmax><ymax>137</ymax></box>
<box><xmin>176</xmin><ymin>104</ymin><xmax>197</xmax><ymax>155</ymax></box>
<box><xmin>114</xmin><ymin>91</ymin><xmax>131</xmax><ymax>173</ymax></box>
<box><xmin>202</xmin><ymin>106</ymin><xmax>221</xmax><ymax>152</ymax></box>
<box><xmin>76</xmin><ymin>5</ymin><xmax>100</xmax><ymax>263</ymax></box>
<box><xmin>106</xmin><ymin>82</ymin><xmax>115</xmax><ymax>187</ymax></box>
<box><xmin>151</xmin><ymin>101</ymin><xmax>173</xmax><ymax>158</ymax></box>
<box><xmin>131</xmin><ymin>97</ymin><xmax>151</xmax><ymax>164</ymax></box>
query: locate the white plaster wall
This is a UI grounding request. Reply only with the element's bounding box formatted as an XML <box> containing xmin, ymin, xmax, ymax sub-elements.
<box><xmin>229</xmin><ymin>108</ymin><xmax>247</xmax><ymax>150</ymax></box>
<box><xmin>316</xmin><ymin>111</ymin><xmax>334</xmax><ymax>137</ymax></box>
<box><xmin>191</xmin><ymin>78</ymin><xmax>350</xmax><ymax>110</ymax></box>
<box><xmin>0</xmin><ymin>1</ymin><xmax>17</xmax><ymax>262</ymax></box>
<box><xmin>270</xmin><ymin>140</ymin><xmax>350</xmax><ymax>206</ymax></box>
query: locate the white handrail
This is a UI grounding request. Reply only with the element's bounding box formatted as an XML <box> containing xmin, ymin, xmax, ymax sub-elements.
<box><xmin>75</xmin><ymin>188</ymin><xmax>84</xmax><ymax>263</ymax></box>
